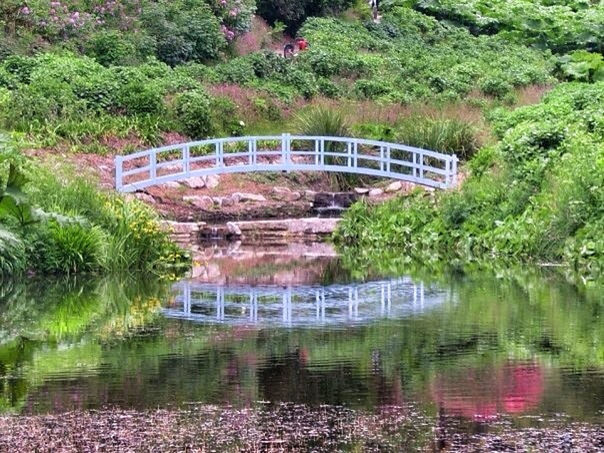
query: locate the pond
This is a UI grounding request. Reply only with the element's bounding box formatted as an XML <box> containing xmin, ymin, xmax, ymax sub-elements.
<box><xmin>0</xmin><ymin>246</ymin><xmax>602</xmax><ymax>449</ymax></box>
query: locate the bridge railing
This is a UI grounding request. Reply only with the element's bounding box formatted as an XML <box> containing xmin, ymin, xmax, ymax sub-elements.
<box><xmin>115</xmin><ymin>134</ymin><xmax>458</xmax><ymax>192</ymax></box>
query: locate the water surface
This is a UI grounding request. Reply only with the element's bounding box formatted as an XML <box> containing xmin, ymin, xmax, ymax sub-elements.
<box><xmin>1</xmin><ymin>248</ymin><xmax>602</xmax><ymax>433</ymax></box>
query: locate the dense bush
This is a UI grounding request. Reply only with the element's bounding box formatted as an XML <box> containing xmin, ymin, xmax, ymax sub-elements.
<box><xmin>256</xmin><ymin>0</ymin><xmax>355</xmax><ymax>34</ymax></box>
<box><xmin>335</xmin><ymin>82</ymin><xmax>604</xmax><ymax>279</ymax></box>
<box><xmin>0</xmin><ymin>0</ymin><xmax>255</xmax><ymax>65</ymax></box>
<box><xmin>411</xmin><ymin>0</ymin><xmax>604</xmax><ymax>54</ymax></box>
<box><xmin>173</xmin><ymin>89</ymin><xmax>213</xmax><ymax>139</ymax></box>
<box><xmin>0</xmin><ymin>137</ymin><xmax>190</xmax><ymax>278</ymax></box>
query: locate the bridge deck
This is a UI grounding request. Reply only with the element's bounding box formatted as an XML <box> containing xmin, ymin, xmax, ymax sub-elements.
<box><xmin>115</xmin><ymin>135</ymin><xmax>458</xmax><ymax>192</ymax></box>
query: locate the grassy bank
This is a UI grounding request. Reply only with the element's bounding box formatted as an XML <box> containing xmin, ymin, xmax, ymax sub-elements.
<box><xmin>0</xmin><ymin>136</ymin><xmax>189</xmax><ymax>279</ymax></box>
<box><xmin>334</xmin><ymin>82</ymin><xmax>604</xmax><ymax>281</ymax></box>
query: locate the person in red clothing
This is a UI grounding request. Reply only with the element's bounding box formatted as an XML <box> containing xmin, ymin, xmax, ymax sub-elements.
<box><xmin>295</xmin><ymin>37</ymin><xmax>309</xmax><ymax>52</ymax></box>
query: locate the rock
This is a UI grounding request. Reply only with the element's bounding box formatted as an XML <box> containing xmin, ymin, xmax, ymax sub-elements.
<box><xmin>369</xmin><ymin>188</ymin><xmax>384</xmax><ymax>197</ymax></box>
<box><xmin>232</xmin><ymin>192</ymin><xmax>267</xmax><ymax>203</ymax></box>
<box><xmin>272</xmin><ymin>186</ymin><xmax>301</xmax><ymax>202</ymax></box>
<box><xmin>354</xmin><ymin>188</ymin><xmax>370</xmax><ymax>194</ymax></box>
<box><xmin>160</xmin><ymin>221</ymin><xmax>202</xmax><ymax>234</ymax></box>
<box><xmin>162</xmin><ymin>181</ymin><xmax>181</xmax><ymax>189</ymax></box>
<box><xmin>226</xmin><ymin>222</ymin><xmax>242</xmax><ymax>236</ymax></box>
<box><xmin>204</xmin><ymin>174</ymin><xmax>220</xmax><ymax>189</ymax></box>
<box><xmin>183</xmin><ymin>195</ymin><xmax>213</xmax><ymax>209</ymax></box>
<box><xmin>134</xmin><ymin>192</ymin><xmax>156</xmax><ymax>204</ymax></box>
<box><xmin>304</xmin><ymin>190</ymin><xmax>317</xmax><ymax>202</ymax></box>
<box><xmin>386</xmin><ymin>181</ymin><xmax>403</xmax><ymax>193</ymax></box>
<box><xmin>183</xmin><ymin>176</ymin><xmax>205</xmax><ymax>189</ymax></box>
<box><xmin>213</xmin><ymin>196</ymin><xmax>235</xmax><ymax>208</ymax></box>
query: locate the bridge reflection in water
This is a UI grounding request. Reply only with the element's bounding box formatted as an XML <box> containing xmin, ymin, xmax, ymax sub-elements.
<box><xmin>163</xmin><ymin>278</ymin><xmax>451</xmax><ymax>327</ymax></box>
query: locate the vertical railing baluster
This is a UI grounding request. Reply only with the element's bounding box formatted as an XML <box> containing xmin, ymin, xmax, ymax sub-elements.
<box><xmin>115</xmin><ymin>155</ymin><xmax>123</xmax><ymax>191</ymax></box>
<box><xmin>150</xmin><ymin>151</ymin><xmax>157</xmax><ymax>182</ymax></box>
<box><xmin>353</xmin><ymin>141</ymin><xmax>358</xmax><ymax>168</ymax></box>
<box><xmin>380</xmin><ymin>146</ymin><xmax>384</xmax><ymax>172</ymax></box>
<box><xmin>183</xmin><ymin>145</ymin><xmax>190</xmax><ymax>175</ymax></box>
<box><xmin>281</xmin><ymin>133</ymin><xmax>287</xmax><ymax>165</ymax></box>
<box><xmin>419</xmin><ymin>152</ymin><xmax>424</xmax><ymax>180</ymax></box>
<box><xmin>413</xmin><ymin>152</ymin><xmax>418</xmax><ymax>179</ymax></box>
<box><xmin>314</xmin><ymin>139</ymin><xmax>319</xmax><ymax>166</ymax></box>
<box><xmin>215</xmin><ymin>141</ymin><xmax>220</xmax><ymax>167</ymax></box>
<box><xmin>347</xmin><ymin>141</ymin><xmax>352</xmax><ymax>167</ymax></box>
<box><xmin>386</xmin><ymin>147</ymin><xmax>391</xmax><ymax>174</ymax></box>
<box><xmin>321</xmin><ymin>139</ymin><xmax>325</xmax><ymax>166</ymax></box>
<box><xmin>452</xmin><ymin>154</ymin><xmax>458</xmax><ymax>187</ymax></box>
<box><xmin>253</xmin><ymin>139</ymin><xmax>257</xmax><ymax>165</ymax></box>
<box><xmin>248</xmin><ymin>139</ymin><xmax>253</xmax><ymax>165</ymax></box>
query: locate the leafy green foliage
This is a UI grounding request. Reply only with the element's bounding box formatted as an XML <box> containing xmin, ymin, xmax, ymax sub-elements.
<box><xmin>559</xmin><ymin>51</ymin><xmax>604</xmax><ymax>83</ymax></box>
<box><xmin>411</xmin><ymin>0</ymin><xmax>604</xmax><ymax>54</ymax></box>
<box><xmin>335</xmin><ymin>82</ymin><xmax>604</xmax><ymax>279</ymax></box>
<box><xmin>0</xmin><ymin>137</ymin><xmax>189</xmax><ymax>278</ymax></box>
<box><xmin>173</xmin><ymin>89</ymin><xmax>213</xmax><ymax>139</ymax></box>
<box><xmin>0</xmin><ymin>228</ymin><xmax>26</xmax><ymax>278</ymax></box>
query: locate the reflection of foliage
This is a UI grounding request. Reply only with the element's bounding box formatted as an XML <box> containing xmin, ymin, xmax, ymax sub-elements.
<box><xmin>0</xmin><ymin>269</ymin><xmax>602</xmax><ymax>416</ymax></box>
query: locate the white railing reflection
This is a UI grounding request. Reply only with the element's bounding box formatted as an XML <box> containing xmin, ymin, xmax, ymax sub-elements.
<box><xmin>163</xmin><ymin>278</ymin><xmax>449</xmax><ymax>327</ymax></box>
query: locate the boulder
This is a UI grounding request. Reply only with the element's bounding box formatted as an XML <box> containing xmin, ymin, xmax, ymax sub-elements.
<box><xmin>272</xmin><ymin>186</ymin><xmax>301</xmax><ymax>202</ymax></box>
<box><xmin>354</xmin><ymin>187</ymin><xmax>370</xmax><ymax>194</ymax></box>
<box><xmin>304</xmin><ymin>190</ymin><xmax>317</xmax><ymax>202</ymax></box>
<box><xmin>183</xmin><ymin>176</ymin><xmax>205</xmax><ymax>189</ymax></box>
<box><xmin>204</xmin><ymin>174</ymin><xmax>220</xmax><ymax>189</ymax></box>
<box><xmin>232</xmin><ymin>192</ymin><xmax>267</xmax><ymax>203</ymax></box>
<box><xmin>183</xmin><ymin>195</ymin><xmax>213</xmax><ymax>209</ymax></box>
<box><xmin>369</xmin><ymin>188</ymin><xmax>384</xmax><ymax>197</ymax></box>
<box><xmin>213</xmin><ymin>196</ymin><xmax>235</xmax><ymax>208</ymax></box>
<box><xmin>162</xmin><ymin>181</ymin><xmax>180</xmax><ymax>189</ymax></box>
<box><xmin>134</xmin><ymin>192</ymin><xmax>156</xmax><ymax>204</ymax></box>
<box><xmin>226</xmin><ymin>222</ymin><xmax>242</xmax><ymax>236</ymax></box>
<box><xmin>386</xmin><ymin>181</ymin><xmax>403</xmax><ymax>193</ymax></box>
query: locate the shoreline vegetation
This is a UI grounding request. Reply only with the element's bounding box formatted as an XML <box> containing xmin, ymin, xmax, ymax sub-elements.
<box><xmin>0</xmin><ymin>0</ymin><xmax>603</xmax><ymax>279</ymax></box>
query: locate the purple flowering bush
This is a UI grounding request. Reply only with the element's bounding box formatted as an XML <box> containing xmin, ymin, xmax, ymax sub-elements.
<box><xmin>1</xmin><ymin>0</ymin><xmax>255</xmax><ymax>65</ymax></box>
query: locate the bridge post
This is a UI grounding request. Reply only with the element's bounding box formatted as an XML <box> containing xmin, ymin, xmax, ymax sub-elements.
<box><xmin>183</xmin><ymin>145</ymin><xmax>190</xmax><ymax>175</ymax></box>
<box><xmin>386</xmin><ymin>147</ymin><xmax>391</xmax><ymax>173</ymax></box>
<box><xmin>347</xmin><ymin>141</ymin><xmax>352</xmax><ymax>167</ymax></box>
<box><xmin>115</xmin><ymin>155</ymin><xmax>123</xmax><ymax>191</ymax></box>
<box><xmin>353</xmin><ymin>141</ymin><xmax>358</xmax><ymax>168</ymax></box>
<box><xmin>451</xmin><ymin>155</ymin><xmax>458</xmax><ymax>187</ymax></box>
<box><xmin>150</xmin><ymin>151</ymin><xmax>157</xmax><ymax>181</ymax></box>
<box><xmin>380</xmin><ymin>146</ymin><xmax>384</xmax><ymax>172</ymax></box>
<box><xmin>314</xmin><ymin>139</ymin><xmax>319</xmax><ymax>165</ymax></box>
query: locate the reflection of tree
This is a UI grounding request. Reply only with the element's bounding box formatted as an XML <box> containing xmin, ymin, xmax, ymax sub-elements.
<box><xmin>0</xmin><ymin>269</ymin><xmax>602</xmax><ymax>420</ymax></box>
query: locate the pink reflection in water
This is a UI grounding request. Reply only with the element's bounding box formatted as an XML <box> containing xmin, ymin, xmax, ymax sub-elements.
<box><xmin>431</xmin><ymin>361</ymin><xmax>544</xmax><ymax>421</ymax></box>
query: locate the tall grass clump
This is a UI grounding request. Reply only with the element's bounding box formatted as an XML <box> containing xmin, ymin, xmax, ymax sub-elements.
<box><xmin>394</xmin><ymin>116</ymin><xmax>480</xmax><ymax>160</ymax></box>
<box><xmin>26</xmin><ymin>166</ymin><xmax>189</xmax><ymax>277</ymax></box>
<box><xmin>0</xmin><ymin>228</ymin><xmax>26</xmax><ymax>278</ymax></box>
<box><xmin>296</xmin><ymin>106</ymin><xmax>371</xmax><ymax>190</ymax></box>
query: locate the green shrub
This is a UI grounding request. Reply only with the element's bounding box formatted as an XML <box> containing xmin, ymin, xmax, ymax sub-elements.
<box><xmin>296</xmin><ymin>106</ymin><xmax>350</xmax><ymax>137</ymax></box>
<box><xmin>117</xmin><ymin>81</ymin><xmax>164</xmax><ymax>116</ymax></box>
<box><xmin>173</xmin><ymin>89</ymin><xmax>213</xmax><ymax>139</ymax></box>
<box><xmin>85</xmin><ymin>30</ymin><xmax>139</xmax><ymax>67</ymax></box>
<box><xmin>30</xmin><ymin>221</ymin><xmax>106</xmax><ymax>275</ymax></box>
<box><xmin>210</xmin><ymin>97</ymin><xmax>244</xmax><ymax>137</ymax></box>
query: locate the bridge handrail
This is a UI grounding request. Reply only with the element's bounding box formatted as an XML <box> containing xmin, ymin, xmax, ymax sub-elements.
<box><xmin>115</xmin><ymin>134</ymin><xmax>458</xmax><ymax>192</ymax></box>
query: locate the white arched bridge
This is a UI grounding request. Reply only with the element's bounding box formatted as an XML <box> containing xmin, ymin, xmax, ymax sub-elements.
<box><xmin>115</xmin><ymin>134</ymin><xmax>458</xmax><ymax>192</ymax></box>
